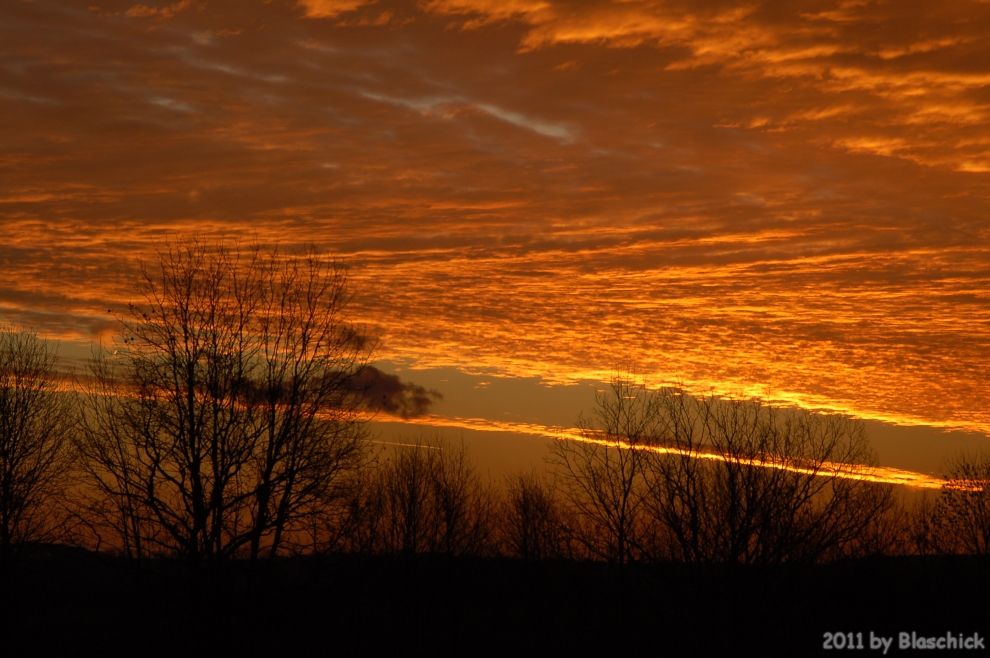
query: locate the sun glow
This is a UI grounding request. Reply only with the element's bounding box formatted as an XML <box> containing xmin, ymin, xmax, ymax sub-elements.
<box><xmin>386</xmin><ymin>413</ymin><xmax>980</xmax><ymax>491</ymax></box>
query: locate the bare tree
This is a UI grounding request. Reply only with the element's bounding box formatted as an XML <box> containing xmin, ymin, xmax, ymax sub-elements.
<box><xmin>74</xmin><ymin>354</ymin><xmax>155</xmax><ymax>559</ymax></box>
<box><xmin>641</xmin><ymin>387</ymin><xmax>893</xmax><ymax>564</ymax></box>
<box><xmin>0</xmin><ymin>330</ymin><xmax>74</xmax><ymax>567</ymax></box>
<box><xmin>500</xmin><ymin>473</ymin><xmax>573</xmax><ymax>560</ymax></box>
<box><xmin>849</xmin><ymin>496</ymin><xmax>914</xmax><ymax>557</ymax></box>
<box><xmin>75</xmin><ymin>242</ymin><xmax>369</xmax><ymax>566</ymax></box>
<box><xmin>915</xmin><ymin>452</ymin><xmax>990</xmax><ymax>555</ymax></box>
<box><xmin>353</xmin><ymin>438</ymin><xmax>494</xmax><ymax>557</ymax></box>
<box><xmin>552</xmin><ymin>378</ymin><xmax>893</xmax><ymax>565</ymax></box>
<box><xmin>550</xmin><ymin>379</ymin><xmax>657</xmax><ymax>564</ymax></box>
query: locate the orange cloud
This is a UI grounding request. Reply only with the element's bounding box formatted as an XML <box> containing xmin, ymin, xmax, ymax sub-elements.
<box><xmin>298</xmin><ymin>0</ymin><xmax>376</xmax><ymax>19</ymax></box>
<box><xmin>419</xmin><ymin>1</ymin><xmax>990</xmax><ymax>172</ymax></box>
<box><xmin>125</xmin><ymin>0</ymin><xmax>191</xmax><ymax>19</ymax></box>
<box><xmin>2</xmin><ymin>0</ymin><xmax>989</xmax><ymax>466</ymax></box>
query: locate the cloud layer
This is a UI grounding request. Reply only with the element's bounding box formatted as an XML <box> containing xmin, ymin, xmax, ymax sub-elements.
<box><xmin>1</xmin><ymin>0</ymin><xmax>988</xmax><ymax>435</ymax></box>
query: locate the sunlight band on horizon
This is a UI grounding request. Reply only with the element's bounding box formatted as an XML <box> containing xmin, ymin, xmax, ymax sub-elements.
<box><xmin>61</xmin><ymin>373</ymin><xmax>976</xmax><ymax>491</ymax></box>
<box><xmin>387</xmin><ymin>413</ymin><xmax>979</xmax><ymax>491</ymax></box>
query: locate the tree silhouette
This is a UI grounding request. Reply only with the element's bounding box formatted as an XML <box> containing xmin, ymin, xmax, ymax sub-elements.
<box><xmin>350</xmin><ymin>438</ymin><xmax>494</xmax><ymax>557</ymax></box>
<box><xmin>75</xmin><ymin>242</ymin><xmax>369</xmax><ymax>565</ymax></box>
<box><xmin>550</xmin><ymin>379</ymin><xmax>655</xmax><ymax>564</ymax></box>
<box><xmin>0</xmin><ymin>330</ymin><xmax>74</xmax><ymax>568</ymax></box>
<box><xmin>915</xmin><ymin>452</ymin><xmax>990</xmax><ymax>555</ymax></box>
<box><xmin>501</xmin><ymin>473</ymin><xmax>573</xmax><ymax>560</ymax></box>
<box><xmin>553</xmin><ymin>378</ymin><xmax>893</xmax><ymax>565</ymax></box>
<box><xmin>643</xmin><ymin>386</ymin><xmax>893</xmax><ymax>564</ymax></box>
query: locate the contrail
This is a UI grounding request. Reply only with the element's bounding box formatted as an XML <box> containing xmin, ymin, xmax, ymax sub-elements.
<box><xmin>370</xmin><ymin>439</ymin><xmax>441</xmax><ymax>450</ymax></box>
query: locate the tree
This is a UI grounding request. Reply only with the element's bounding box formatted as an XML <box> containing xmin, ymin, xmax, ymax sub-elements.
<box><xmin>642</xmin><ymin>386</ymin><xmax>893</xmax><ymax>564</ymax></box>
<box><xmin>550</xmin><ymin>379</ymin><xmax>657</xmax><ymax>564</ymax></box>
<box><xmin>553</xmin><ymin>378</ymin><xmax>893</xmax><ymax>565</ymax></box>
<box><xmin>0</xmin><ymin>330</ymin><xmax>74</xmax><ymax>567</ymax></box>
<box><xmin>350</xmin><ymin>437</ymin><xmax>494</xmax><ymax>557</ymax></box>
<box><xmin>76</xmin><ymin>242</ymin><xmax>369</xmax><ymax>565</ymax></box>
<box><xmin>647</xmin><ymin>389</ymin><xmax>890</xmax><ymax>563</ymax></box>
<box><xmin>915</xmin><ymin>452</ymin><xmax>990</xmax><ymax>555</ymax></box>
<box><xmin>500</xmin><ymin>473</ymin><xmax>573</xmax><ymax>560</ymax></box>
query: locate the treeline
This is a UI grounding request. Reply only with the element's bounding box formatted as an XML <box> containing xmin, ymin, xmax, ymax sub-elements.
<box><xmin>283</xmin><ymin>418</ymin><xmax>990</xmax><ymax>565</ymax></box>
<box><xmin>0</xmin><ymin>241</ymin><xmax>988</xmax><ymax>573</ymax></box>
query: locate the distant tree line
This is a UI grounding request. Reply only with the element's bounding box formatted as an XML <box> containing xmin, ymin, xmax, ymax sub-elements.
<box><xmin>1</xmin><ymin>241</ymin><xmax>989</xmax><ymax>575</ymax></box>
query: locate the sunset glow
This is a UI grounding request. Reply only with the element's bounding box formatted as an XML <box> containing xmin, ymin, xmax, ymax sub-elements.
<box><xmin>3</xmin><ymin>0</ymin><xmax>989</xmax><ymax>477</ymax></box>
<box><xmin>391</xmin><ymin>412</ymin><xmax>971</xmax><ymax>490</ymax></box>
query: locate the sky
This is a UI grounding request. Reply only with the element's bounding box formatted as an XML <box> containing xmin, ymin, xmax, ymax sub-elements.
<box><xmin>2</xmin><ymin>0</ymin><xmax>989</xmax><ymax>481</ymax></box>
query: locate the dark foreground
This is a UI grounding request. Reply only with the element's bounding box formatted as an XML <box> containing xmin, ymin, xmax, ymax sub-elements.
<box><xmin>2</xmin><ymin>547</ymin><xmax>988</xmax><ymax>657</ymax></box>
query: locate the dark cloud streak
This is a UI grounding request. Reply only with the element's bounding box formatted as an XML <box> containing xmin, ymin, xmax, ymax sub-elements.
<box><xmin>347</xmin><ymin>365</ymin><xmax>442</xmax><ymax>418</ymax></box>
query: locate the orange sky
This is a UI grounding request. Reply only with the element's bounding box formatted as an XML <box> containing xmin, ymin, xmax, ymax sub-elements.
<box><xmin>2</xmin><ymin>0</ymin><xmax>989</xmax><ymax>476</ymax></box>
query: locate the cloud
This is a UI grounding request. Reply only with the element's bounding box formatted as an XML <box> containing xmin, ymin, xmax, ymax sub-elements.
<box><xmin>347</xmin><ymin>365</ymin><xmax>442</xmax><ymax>418</ymax></box>
<box><xmin>297</xmin><ymin>0</ymin><xmax>375</xmax><ymax>19</ymax></box>
<box><xmin>125</xmin><ymin>0</ymin><xmax>192</xmax><ymax>19</ymax></box>
<box><xmin>361</xmin><ymin>91</ymin><xmax>573</xmax><ymax>141</ymax></box>
<box><xmin>182</xmin><ymin>362</ymin><xmax>441</xmax><ymax>418</ymax></box>
<box><xmin>418</xmin><ymin>0</ymin><xmax>990</xmax><ymax>171</ymax></box>
<box><xmin>0</xmin><ymin>0</ymin><xmax>989</xmax><ymax>439</ymax></box>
